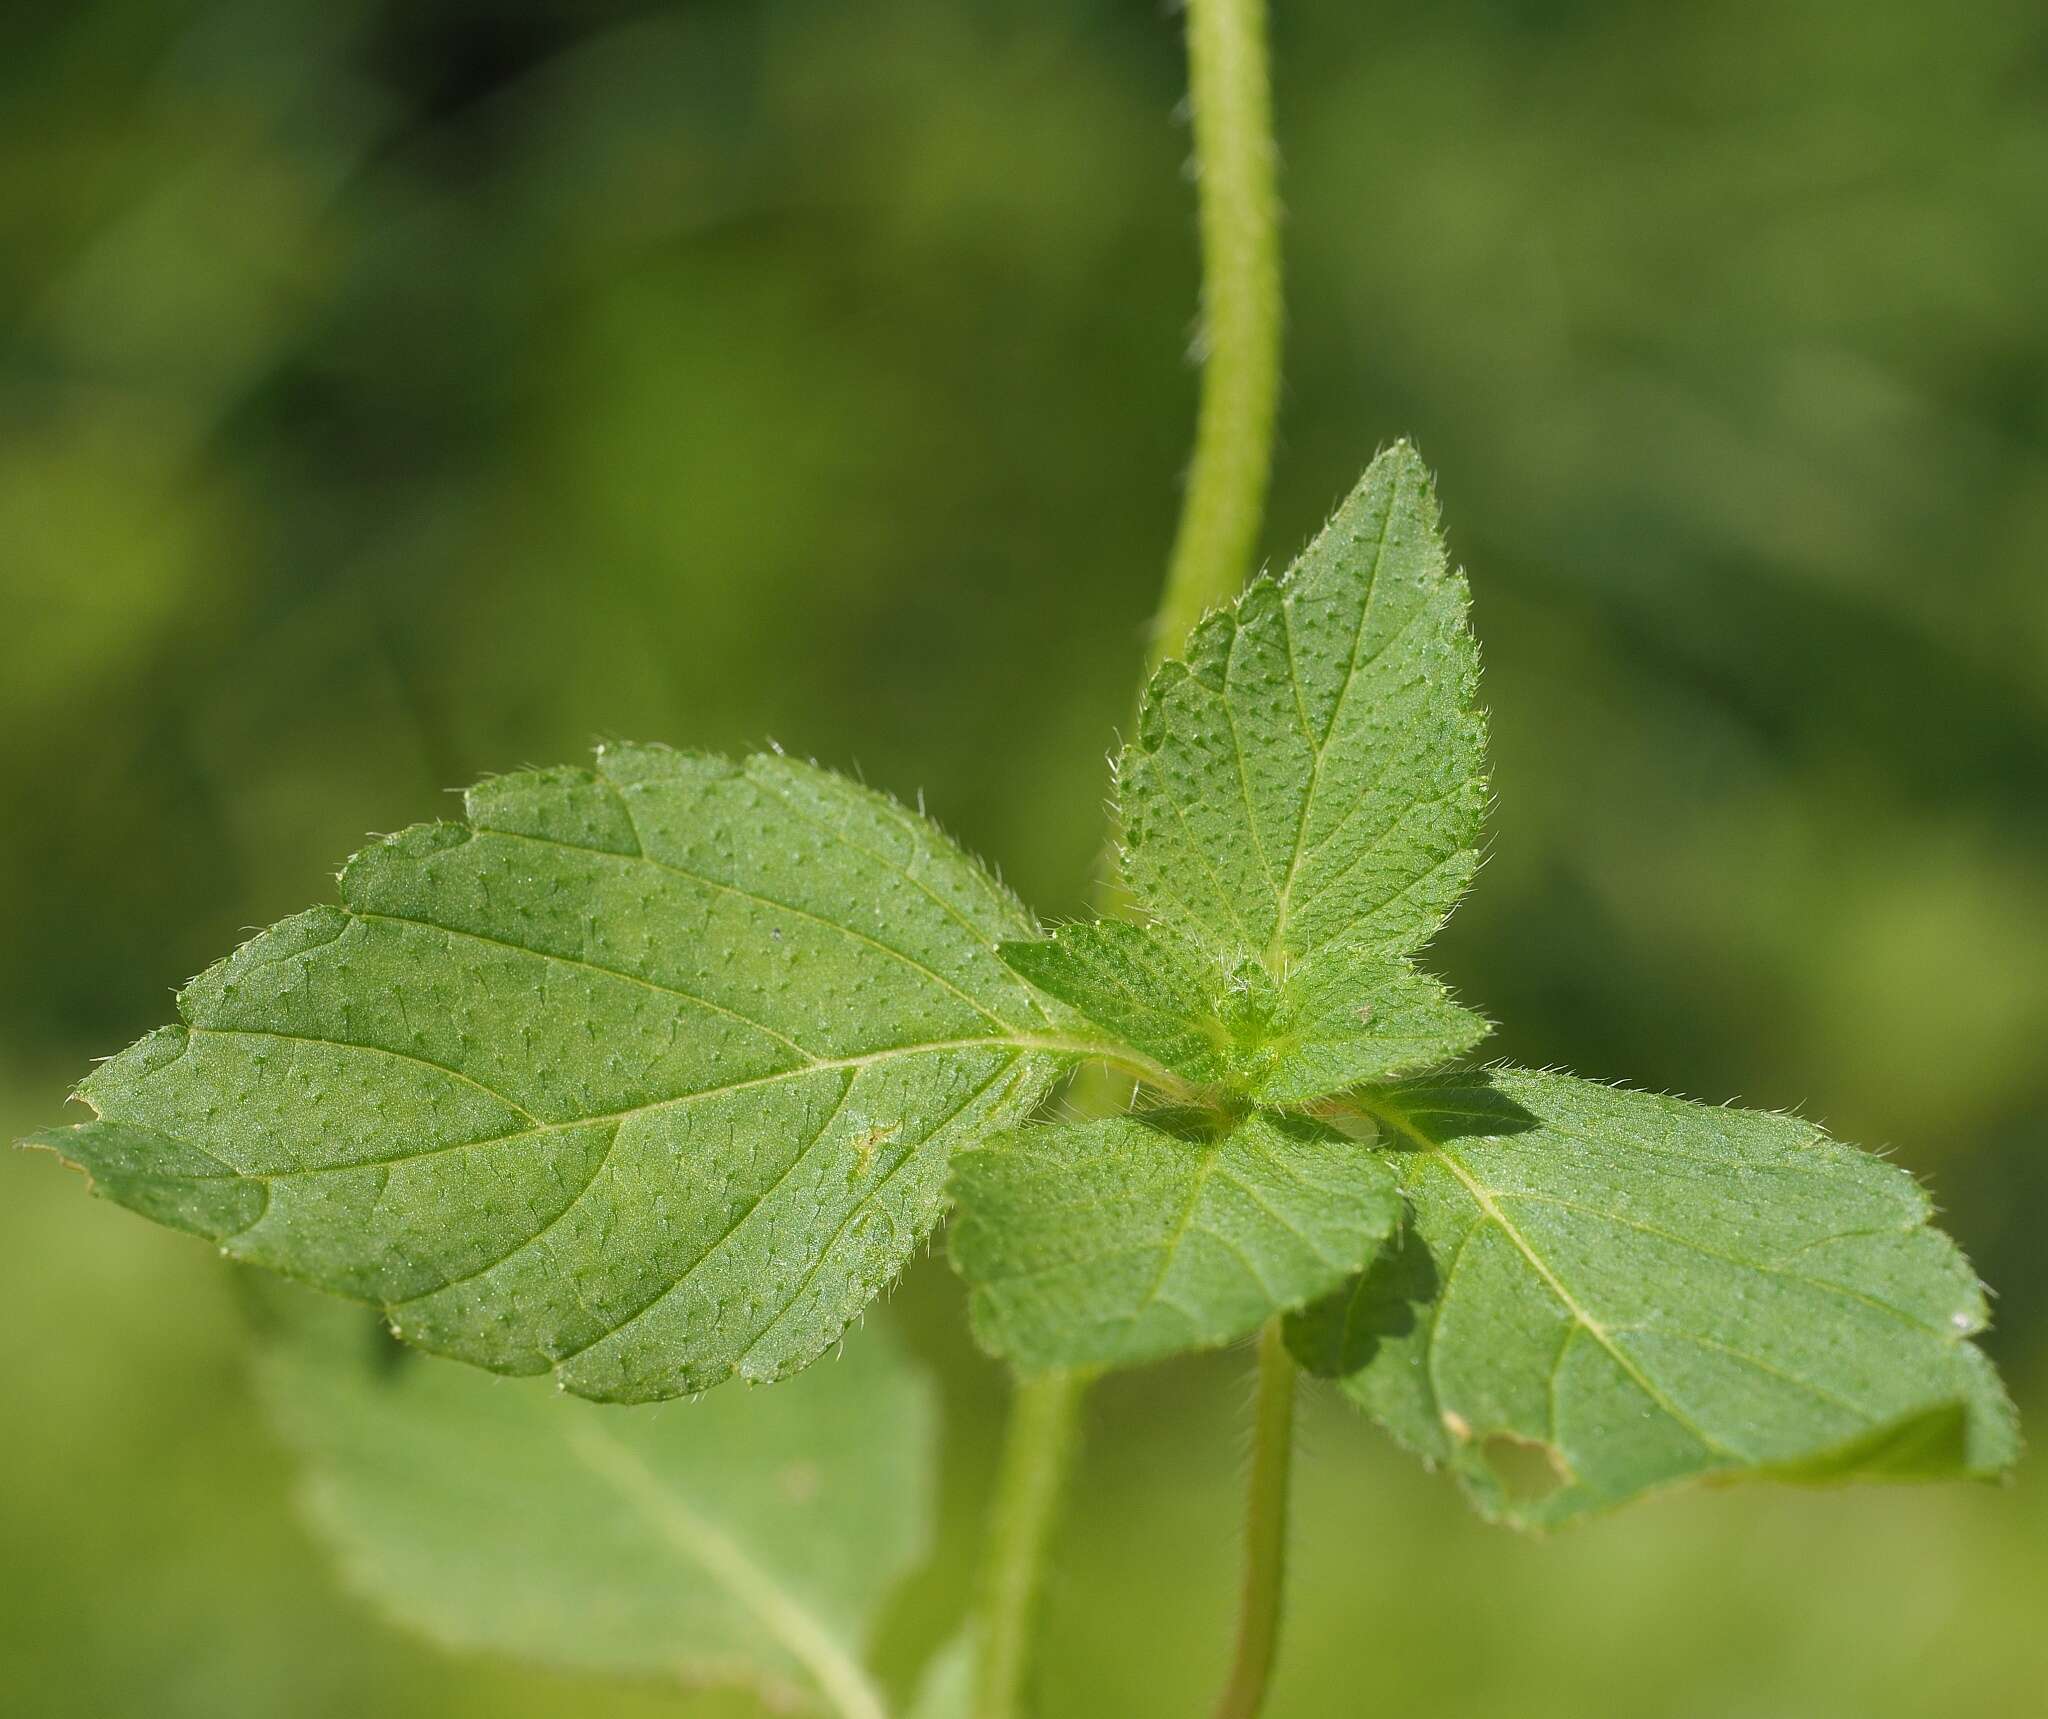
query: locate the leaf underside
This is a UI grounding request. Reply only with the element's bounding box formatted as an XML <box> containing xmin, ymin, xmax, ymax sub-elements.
<box><xmin>950</xmin><ymin>1113</ymin><xmax>1400</xmax><ymax>1371</ymax></box>
<box><xmin>264</xmin><ymin>1292</ymin><xmax>928</xmax><ymax>1717</ymax></box>
<box><xmin>32</xmin><ymin>745</ymin><xmax>1061</xmax><ymax>1402</ymax></box>
<box><xmin>1288</xmin><ymin>1068</ymin><xmax>2020</xmax><ymax>1528</ymax></box>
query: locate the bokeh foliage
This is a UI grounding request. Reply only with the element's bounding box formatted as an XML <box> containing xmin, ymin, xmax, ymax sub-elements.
<box><xmin>5</xmin><ymin>1</ymin><xmax>2045</xmax><ymax>1715</ymax></box>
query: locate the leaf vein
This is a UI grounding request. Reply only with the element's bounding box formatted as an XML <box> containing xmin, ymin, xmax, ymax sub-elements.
<box><xmin>1377</xmin><ymin>1098</ymin><xmax>1738</xmax><ymax>1461</ymax></box>
<box><xmin>550</xmin><ymin>1071</ymin><xmax>862</xmax><ymax>1371</ymax></box>
<box><xmin>185</xmin><ymin>1024</ymin><xmax>542</xmax><ymax>1128</ymax></box>
<box><xmin>563</xmin><ymin>1422</ymin><xmax>887</xmax><ymax>1719</ymax></box>
<box><xmin>475</xmin><ymin>824</ymin><xmax>1015</xmax><ymax>1032</ymax></box>
<box><xmin>736</xmin><ymin>1059</ymin><xmax>1018</xmax><ymax>1367</ymax></box>
<box><xmin>347</xmin><ymin>908</ymin><xmax>819</xmax><ymax>1064</ymax></box>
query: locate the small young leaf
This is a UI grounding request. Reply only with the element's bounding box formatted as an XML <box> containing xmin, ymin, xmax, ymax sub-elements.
<box><xmin>997</xmin><ymin>919</ymin><xmax>1237</xmax><ymax>1091</ymax></box>
<box><xmin>262</xmin><ymin>1294</ymin><xmax>930</xmax><ymax>1719</ymax></box>
<box><xmin>950</xmin><ymin>1112</ymin><xmax>1399</xmax><ymax>1371</ymax></box>
<box><xmin>31</xmin><ymin>745</ymin><xmax>1068</xmax><ymax>1402</ymax></box>
<box><xmin>1289</xmin><ymin>1068</ymin><xmax>2020</xmax><ymax>1528</ymax></box>
<box><xmin>1001</xmin><ymin>919</ymin><xmax>1488</xmax><ymax>1107</ymax></box>
<box><xmin>1110</xmin><ymin>442</ymin><xmax>1490</xmax><ymax>1099</ymax></box>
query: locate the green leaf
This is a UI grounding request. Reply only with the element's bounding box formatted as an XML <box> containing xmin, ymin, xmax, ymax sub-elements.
<box><xmin>261</xmin><ymin>1294</ymin><xmax>931</xmax><ymax>1719</ymax></box>
<box><xmin>1289</xmin><ymin>1067</ymin><xmax>2021</xmax><ymax>1528</ymax></box>
<box><xmin>30</xmin><ymin>745</ymin><xmax>1069</xmax><ymax>1402</ymax></box>
<box><xmin>1109</xmin><ymin>441</ymin><xmax>1490</xmax><ymax>1100</ymax></box>
<box><xmin>950</xmin><ymin>1112</ymin><xmax>1400</xmax><ymax>1371</ymax></box>
<box><xmin>997</xmin><ymin>920</ymin><xmax>1236</xmax><ymax>1092</ymax></box>
<box><xmin>1000</xmin><ymin>917</ymin><xmax>1483</xmax><ymax>1108</ymax></box>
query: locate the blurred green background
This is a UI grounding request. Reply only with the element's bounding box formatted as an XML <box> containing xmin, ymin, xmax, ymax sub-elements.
<box><xmin>6</xmin><ymin>0</ymin><xmax>2046</xmax><ymax>1713</ymax></box>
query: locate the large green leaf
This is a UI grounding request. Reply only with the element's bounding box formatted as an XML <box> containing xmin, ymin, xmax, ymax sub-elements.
<box><xmin>31</xmin><ymin>745</ymin><xmax>1069</xmax><ymax>1402</ymax></box>
<box><xmin>262</xmin><ymin>1295</ymin><xmax>931</xmax><ymax>1718</ymax></box>
<box><xmin>1289</xmin><ymin>1068</ymin><xmax>2020</xmax><ymax>1528</ymax></box>
<box><xmin>1109</xmin><ymin>442</ymin><xmax>1490</xmax><ymax>1100</ymax></box>
<box><xmin>951</xmin><ymin>1112</ymin><xmax>1399</xmax><ymax>1371</ymax></box>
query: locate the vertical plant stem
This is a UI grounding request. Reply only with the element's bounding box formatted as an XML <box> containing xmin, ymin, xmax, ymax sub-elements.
<box><xmin>969</xmin><ymin>1</ymin><xmax>1284</xmax><ymax>1713</ymax></box>
<box><xmin>971</xmin><ymin>1368</ymin><xmax>1086</xmax><ymax>1719</ymax></box>
<box><xmin>1211</xmin><ymin>1320</ymin><xmax>1298</xmax><ymax>1719</ymax></box>
<box><xmin>1151</xmin><ymin>0</ymin><xmax>1283</xmax><ymax>672</ymax></box>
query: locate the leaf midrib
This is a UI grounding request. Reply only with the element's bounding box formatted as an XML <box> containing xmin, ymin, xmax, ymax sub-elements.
<box><xmin>1262</xmin><ymin>495</ymin><xmax>1399</xmax><ymax>969</ymax></box>
<box><xmin>143</xmin><ymin>1031</ymin><xmax>1101</xmax><ymax>1182</ymax></box>
<box><xmin>564</xmin><ymin>1420</ymin><xmax>888</xmax><ymax>1719</ymax></box>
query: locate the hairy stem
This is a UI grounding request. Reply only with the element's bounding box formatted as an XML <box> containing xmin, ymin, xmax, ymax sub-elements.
<box><xmin>1211</xmin><ymin>1319</ymin><xmax>1298</xmax><ymax>1719</ymax></box>
<box><xmin>1151</xmin><ymin>0</ymin><xmax>1283</xmax><ymax>672</ymax></box>
<box><xmin>968</xmin><ymin>0</ymin><xmax>1284</xmax><ymax>1712</ymax></box>
<box><xmin>970</xmin><ymin>1368</ymin><xmax>1087</xmax><ymax>1719</ymax></box>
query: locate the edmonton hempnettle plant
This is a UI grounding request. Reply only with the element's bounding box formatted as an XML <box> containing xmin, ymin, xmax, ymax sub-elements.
<box><xmin>25</xmin><ymin>2</ymin><xmax>2018</xmax><ymax>1717</ymax></box>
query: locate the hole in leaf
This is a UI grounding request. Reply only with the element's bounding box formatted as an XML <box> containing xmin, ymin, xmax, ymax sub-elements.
<box><xmin>1481</xmin><ymin>1432</ymin><xmax>1571</xmax><ymax>1504</ymax></box>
